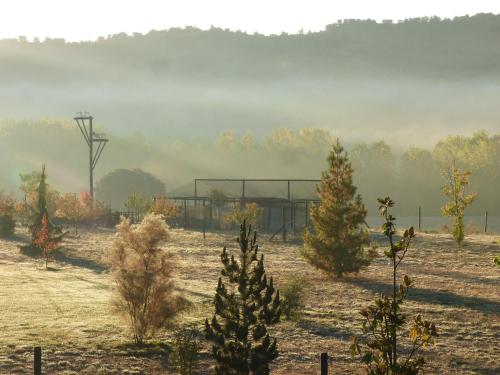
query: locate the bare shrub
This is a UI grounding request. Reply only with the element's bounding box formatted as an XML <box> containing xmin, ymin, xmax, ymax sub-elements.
<box><xmin>112</xmin><ymin>213</ymin><xmax>187</xmax><ymax>344</ymax></box>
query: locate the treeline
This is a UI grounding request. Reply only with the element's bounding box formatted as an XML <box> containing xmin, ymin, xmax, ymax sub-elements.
<box><xmin>1</xmin><ymin>120</ymin><xmax>498</xmax><ymax>215</ymax></box>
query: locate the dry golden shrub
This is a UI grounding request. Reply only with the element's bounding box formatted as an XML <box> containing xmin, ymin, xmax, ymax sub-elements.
<box><xmin>112</xmin><ymin>213</ymin><xmax>188</xmax><ymax>344</ymax></box>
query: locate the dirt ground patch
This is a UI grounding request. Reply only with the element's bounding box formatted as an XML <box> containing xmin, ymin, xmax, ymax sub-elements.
<box><xmin>0</xmin><ymin>226</ymin><xmax>498</xmax><ymax>374</ymax></box>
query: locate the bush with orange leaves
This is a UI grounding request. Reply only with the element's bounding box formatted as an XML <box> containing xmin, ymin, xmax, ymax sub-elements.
<box><xmin>112</xmin><ymin>213</ymin><xmax>188</xmax><ymax>344</ymax></box>
<box><xmin>0</xmin><ymin>194</ymin><xmax>16</xmax><ymax>237</ymax></box>
<box><xmin>56</xmin><ymin>192</ymin><xmax>91</xmax><ymax>234</ymax></box>
<box><xmin>33</xmin><ymin>212</ymin><xmax>61</xmax><ymax>269</ymax></box>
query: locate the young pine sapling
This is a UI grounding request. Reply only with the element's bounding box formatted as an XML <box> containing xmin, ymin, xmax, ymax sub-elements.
<box><xmin>205</xmin><ymin>221</ymin><xmax>281</xmax><ymax>375</ymax></box>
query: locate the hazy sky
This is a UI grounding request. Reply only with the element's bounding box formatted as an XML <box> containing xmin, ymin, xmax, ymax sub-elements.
<box><xmin>1</xmin><ymin>0</ymin><xmax>499</xmax><ymax>41</ymax></box>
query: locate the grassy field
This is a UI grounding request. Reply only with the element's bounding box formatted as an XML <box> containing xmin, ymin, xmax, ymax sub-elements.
<box><xmin>0</xmin><ymin>225</ymin><xmax>499</xmax><ymax>374</ymax></box>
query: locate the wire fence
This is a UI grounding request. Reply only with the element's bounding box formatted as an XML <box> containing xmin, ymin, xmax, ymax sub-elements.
<box><xmin>159</xmin><ymin>197</ymin><xmax>499</xmax><ymax>238</ymax></box>
<box><xmin>366</xmin><ymin>214</ymin><xmax>499</xmax><ymax>234</ymax></box>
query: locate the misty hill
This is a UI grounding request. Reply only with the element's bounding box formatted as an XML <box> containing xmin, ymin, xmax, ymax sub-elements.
<box><xmin>1</xmin><ymin>14</ymin><xmax>500</xmax><ymax>142</ymax></box>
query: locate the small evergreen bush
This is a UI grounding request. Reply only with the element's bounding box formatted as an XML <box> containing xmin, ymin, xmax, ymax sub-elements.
<box><xmin>280</xmin><ymin>277</ymin><xmax>307</xmax><ymax>321</ymax></box>
<box><xmin>171</xmin><ymin>329</ymin><xmax>200</xmax><ymax>375</ymax></box>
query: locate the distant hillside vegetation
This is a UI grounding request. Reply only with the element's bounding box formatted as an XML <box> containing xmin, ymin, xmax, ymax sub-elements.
<box><xmin>1</xmin><ymin>14</ymin><xmax>500</xmax><ymax>140</ymax></box>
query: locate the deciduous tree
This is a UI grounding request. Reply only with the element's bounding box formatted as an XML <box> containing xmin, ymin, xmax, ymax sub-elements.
<box><xmin>351</xmin><ymin>198</ymin><xmax>438</xmax><ymax>374</ymax></box>
<box><xmin>441</xmin><ymin>164</ymin><xmax>476</xmax><ymax>245</ymax></box>
<box><xmin>223</xmin><ymin>202</ymin><xmax>263</xmax><ymax>228</ymax></box>
<box><xmin>0</xmin><ymin>194</ymin><xmax>16</xmax><ymax>237</ymax></box>
<box><xmin>56</xmin><ymin>192</ymin><xmax>91</xmax><ymax>234</ymax></box>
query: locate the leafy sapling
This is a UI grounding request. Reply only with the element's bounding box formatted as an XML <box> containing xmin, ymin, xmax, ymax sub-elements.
<box><xmin>441</xmin><ymin>164</ymin><xmax>476</xmax><ymax>246</ymax></box>
<box><xmin>350</xmin><ymin>197</ymin><xmax>438</xmax><ymax>374</ymax></box>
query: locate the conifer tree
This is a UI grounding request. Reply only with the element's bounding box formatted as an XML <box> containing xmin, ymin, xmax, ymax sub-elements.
<box><xmin>303</xmin><ymin>140</ymin><xmax>373</xmax><ymax>277</ymax></box>
<box><xmin>205</xmin><ymin>221</ymin><xmax>281</xmax><ymax>375</ymax></box>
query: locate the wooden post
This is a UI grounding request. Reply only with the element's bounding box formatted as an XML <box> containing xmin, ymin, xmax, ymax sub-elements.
<box><xmin>282</xmin><ymin>205</ymin><xmax>287</xmax><ymax>242</ymax></box>
<box><xmin>418</xmin><ymin>206</ymin><xmax>422</xmax><ymax>231</ymax></box>
<box><xmin>287</xmin><ymin>180</ymin><xmax>291</xmax><ymax>201</ymax></box>
<box><xmin>194</xmin><ymin>179</ymin><xmax>198</xmax><ymax>207</ymax></box>
<box><xmin>305</xmin><ymin>201</ymin><xmax>309</xmax><ymax>228</ymax></box>
<box><xmin>34</xmin><ymin>346</ymin><xmax>41</xmax><ymax>375</ymax></box>
<box><xmin>242</xmin><ymin>180</ymin><xmax>246</xmax><ymax>199</ymax></box>
<box><xmin>267</xmin><ymin>206</ymin><xmax>272</xmax><ymax>231</ymax></box>
<box><xmin>183</xmin><ymin>199</ymin><xmax>187</xmax><ymax>228</ymax></box>
<box><xmin>321</xmin><ymin>352</ymin><xmax>328</xmax><ymax>375</ymax></box>
<box><xmin>209</xmin><ymin>199</ymin><xmax>213</xmax><ymax>229</ymax></box>
<box><xmin>202</xmin><ymin>205</ymin><xmax>206</xmax><ymax>240</ymax></box>
<box><xmin>485</xmin><ymin>211</ymin><xmax>488</xmax><ymax>233</ymax></box>
<box><xmin>291</xmin><ymin>201</ymin><xmax>295</xmax><ymax>234</ymax></box>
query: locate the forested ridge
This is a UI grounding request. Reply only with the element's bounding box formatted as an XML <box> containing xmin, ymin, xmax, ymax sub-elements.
<box><xmin>2</xmin><ymin>14</ymin><xmax>500</xmax><ymax>80</ymax></box>
<box><xmin>1</xmin><ymin>14</ymin><xmax>500</xmax><ymax>140</ymax></box>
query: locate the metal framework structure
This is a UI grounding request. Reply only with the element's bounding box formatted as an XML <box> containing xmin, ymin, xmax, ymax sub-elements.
<box><xmin>74</xmin><ymin>112</ymin><xmax>108</xmax><ymax>200</ymax></box>
<box><xmin>193</xmin><ymin>178</ymin><xmax>321</xmax><ymax>201</ymax></box>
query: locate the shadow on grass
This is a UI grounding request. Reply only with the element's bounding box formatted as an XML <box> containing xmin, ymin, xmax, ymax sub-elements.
<box><xmin>346</xmin><ymin>279</ymin><xmax>500</xmax><ymax>315</ymax></box>
<box><xmin>114</xmin><ymin>341</ymin><xmax>171</xmax><ymax>358</ymax></box>
<box><xmin>0</xmin><ymin>232</ymin><xmax>29</xmax><ymax>242</ymax></box>
<box><xmin>20</xmin><ymin>246</ymin><xmax>107</xmax><ymax>273</ymax></box>
<box><xmin>414</xmin><ymin>268</ymin><xmax>499</xmax><ymax>286</ymax></box>
<box><xmin>296</xmin><ymin>318</ymin><xmax>354</xmax><ymax>340</ymax></box>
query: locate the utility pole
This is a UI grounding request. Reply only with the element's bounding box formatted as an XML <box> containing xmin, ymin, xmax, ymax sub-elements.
<box><xmin>74</xmin><ymin>112</ymin><xmax>108</xmax><ymax>200</ymax></box>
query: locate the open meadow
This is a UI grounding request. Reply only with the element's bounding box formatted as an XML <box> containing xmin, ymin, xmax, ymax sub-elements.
<box><xmin>0</xmin><ymin>226</ymin><xmax>499</xmax><ymax>374</ymax></box>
